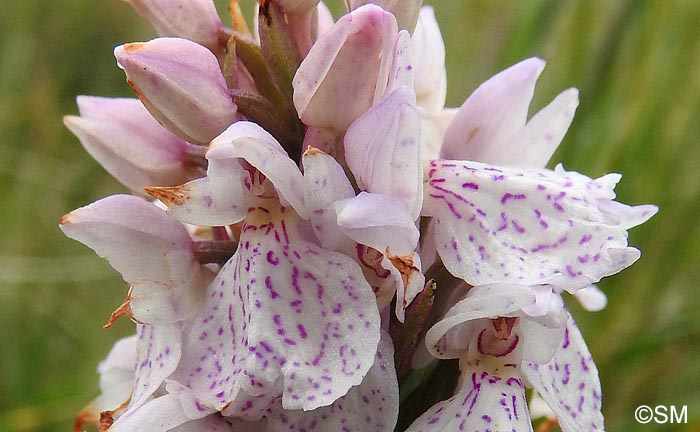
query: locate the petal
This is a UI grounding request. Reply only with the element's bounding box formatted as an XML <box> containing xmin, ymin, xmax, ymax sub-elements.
<box><xmin>99</xmin><ymin>335</ymin><xmax>138</xmax><ymax>376</ymax></box>
<box><xmin>114</xmin><ymin>38</ymin><xmax>236</xmax><ymax>144</ymax></box>
<box><xmin>129</xmin><ymin>266</ymin><xmax>212</xmax><ymax>324</ymax></box>
<box><xmin>177</xmin><ymin>205</ymin><xmax>380</xmax><ymax>412</ymax></box>
<box><xmin>273</xmin><ymin>0</ymin><xmax>319</xmax><ymax>14</ymax></box>
<box><xmin>344</xmin><ymin>87</ymin><xmax>423</xmax><ymax>219</ymax></box>
<box><xmin>111</xmin><ymin>393</ymin><xmax>201</xmax><ymax>432</ymax></box>
<box><xmin>441</xmin><ymin>58</ymin><xmax>545</xmax><ymax>162</ymax></box>
<box><xmin>266</xmin><ymin>331</ymin><xmax>399</xmax><ymax>431</ymax></box>
<box><xmin>146</xmin><ymin>177</ymin><xmax>250</xmax><ymax>226</ymax></box>
<box><xmin>500</xmin><ymin>88</ymin><xmax>579</xmax><ymax>169</ymax></box>
<box><xmin>335</xmin><ymin>192</ymin><xmax>419</xmax><ymax>255</ymax></box>
<box><xmin>521</xmin><ymin>314</ymin><xmax>605</xmax><ymax>431</ymax></box>
<box><xmin>316</xmin><ymin>1</ymin><xmax>335</xmax><ymax>37</ymax></box>
<box><xmin>423</xmin><ymin>160</ymin><xmax>647</xmax><ymax>291</ymax></box>
<box><xmin>596</xmin><ymin>200</ymin><xmax>658</xmax><ymax>230</ymax></box>
<box><xmin>170</xmin><ymin>416</ymin><xmax>239</xmax><ymax>432</ymax></box>
<box><xmin>405</xmin><ymin>360</ymin><xmax>532</xmax><ymax>432</ymax></box>
<box><xmin>518</xmin><ymin>304</ymin><xmax>568</xmax><ymax>365</ymax></box>
<box><xmin>425</xmin><ymin>284</ymin><xmax>535</xmax><ymax>359</ymax></box>
<box><xmin>124</xmin><ymin>0</ymin><xmax>222</xmax><ymax>49</ymax></box>
<box><xmin>411</xmin><ymin>6</ymin><xmax>447</xmax><ymax>113</ymax></box>
<box><xmin>60</xmin><ymin>194</ymin><xmax>194</xmax><ymax>286</ymax></box>
<box><xmin>386</xmin><ymin>30</ymin><xmax>414</xmax><ymax>95</ymax></box>
<box><xmin>130</xmin><ymin>323</ymin><xmax>182</xmax><ymax>411</ymax></box>
<box><xmin>64</xmin><ymin>96</ymin><xmax>196</xmax><ymax>193</ymax></box>
<box><xmin>528</xmin><ymin>390</ymin><xmax>556</xmax><ymax>421</ymax></box>
<box><xmin>420</xmin><ymin>108</ymin><xmax>456</xmax><ymax>169</ymax></box>
<box><xmin>348</xmin><ymin>0</ymin><xmax>422</xmax><ymax>32</ymax></box>
<box><xmin>208</xmin><ymin>122</ymin><xmax>308</xmax><ymax>219</ymax></box>
<box><xmin>572</xmin><ymin>285</ymin><xmax>607</xmax><ymax>312</ymax></box>
<box><xmin>293</xmin><ymin>4</ymin><xmax>398</xmax><ymax>131</ymax></box>
<box><xmin>302</xmin><ymin>147</ymin><xmax>355</xmax><ymax>252</ymax></box>
<box><xmin>93</xmin><ymin>336</ymin><xmax>138</xmax><ymax>413</ymax></box>
<box><xmin>384</xmin><ymin>251</ymin><xmax>425</xmax><ymax>322</ymax></box>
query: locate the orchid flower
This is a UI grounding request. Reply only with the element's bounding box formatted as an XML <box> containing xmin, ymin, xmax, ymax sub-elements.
<box><xmin>407</xmin><ymin>285</ymin><xmax>605</xmax><ymax>432</ymax></box>
<box><xmin>63</xmin><ymin>96</ymin><xmax>204</xmax><ymax>194</ymax></box>
<box><xmin>148</xmin><ymin>121</ymin><xmax>383</xmax><ymax>415</ymax></box>
<box><xmin>61</xmin><ymin>2</ymin><xmax>658</xmax><ymax>431</ymax></box>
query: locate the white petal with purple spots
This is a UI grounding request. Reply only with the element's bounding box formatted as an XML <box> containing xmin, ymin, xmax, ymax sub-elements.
<box><xmin>130</xmin><ymin>324</ymin><xmax>182</xmax><ymax>411</ymax></box>
<box><xmin>177</xmin><ymin>203</ymin><xmax>380</xmax><ymax>413</ymax></box>
<box><xmin>266</xmin><ymin>331</ymin><xmax>399</xmax><ymax>432</ymax></box>
<box><xmin>344</xmin><ymin>86</ymin><xmax>423</xmax><ymax>219</ymax></box>
<box><xmin>405</xmin><ymin>359</ymin><xmax>532</xmax><ymax>432</ymax></box>
<box><xmin>424</xmin><ymin>159</ymin><xmax>652</xmax><ymax>292</ymax></box>
<box><xmin>522</xmin><ymin>313</ymin><xmax>604</xmax><ymax>431</ymax></box>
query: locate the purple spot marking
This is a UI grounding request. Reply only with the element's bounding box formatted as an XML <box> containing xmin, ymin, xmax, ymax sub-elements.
<box><xmin>265</xmin><ymin>276</ymin><xmax>279</xmax><ymax>299</ymax></box>
<box><xmin>501</xmin><ymin>193</ymin><xmax>526</xmax><ymax>204</ymax></box>
<box><xmin>266</xmin><ymin>250</ymin><xmax>279</xmax><ymax>265</ymax></box>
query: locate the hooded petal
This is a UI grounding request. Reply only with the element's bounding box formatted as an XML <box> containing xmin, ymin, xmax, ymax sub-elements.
<box><xmin>123</xmin><ymin>0</ymin><xmax>222</xmax><ymax>50</ymax></box>
<box><xmin>405</xmin><ymin>359</ymin><xmax>532</xmax><ymax>432</ymax></box>
<box><xmin>266</xmin><ymin>331</ymin><xmax>399</xmax><ymax>431</ymax></box>
<box><xmin>426</xmin><ymin>284</ymin><xmax>535</xmax><ymax>359</ymax></box>
<box><xmin>423</xmin><ymin>160</ymin><xmax>652</xmax><ymax>291</ymax></box>
<box><xmin>60</xmin><ymin>194</ymin><xmax>194</xmax><ymax>286</ymax></box>
<box><xmin>335</xmin><ymin>192</ymin><xmax>419</xmax><ymax>255</ymax></box>
<box><xmin>302</xmin><ymin>147</ymin><xmax>355</xmax><ymax>252</ymax></box>
<box><xmin>293</xmin><ymin>4</ymin><xmax>398</xmax><ymax>131</ymax></box>
<box><xmin>114</xmin><ymin>38</ymin><xmax>236</xmax><ymax>145</ymax></box>
<box><xmin>344</xmin><ymin>86</ymin><xmax>423</xmax><ymax>219</ymax></box>
<box><xmin>521</xmin><ymin>314</ymin><xmax>605</xmax><ymax>431</ymax></box>
<box><xmin>64</xmin><ymin>96</ymin><xmax>199</xmax><ymax>193</ymax></box>
<box><xmin>177</xmin><ymin>204</ymin><xmax>380</xmax><ymax>412</ymax></box>
<box><xmin>411</xmin><ymin>6</ymin><xmax>447</xmax><ymax>113</ymax></box>
<box><xmin>208</xmin><ymin>122</ymin><xmax>308</xmax><ymax>219</ymax></box>
<box><xmin>441</xmin><ymin>58</ymin><xmax>545</xmax><ymax>162</ymax></box>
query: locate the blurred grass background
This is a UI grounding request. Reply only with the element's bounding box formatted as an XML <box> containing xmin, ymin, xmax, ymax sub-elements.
<box><xmin>0</xmin><ymin>0</ymin><xmax>698</xmax><ymax>431</ymax></box>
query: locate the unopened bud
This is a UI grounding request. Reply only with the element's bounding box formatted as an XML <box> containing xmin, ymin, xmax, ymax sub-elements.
<box><xmin>123</xmin><ymin>0</ymin><xmax>222</xmax><ymax>50</ymax></box>
<box><xmin>115</xmin><ymin>38</ymin><xmax>237</xmax><ymax>145</ymax></box>
<box><xmin>293</xmin><ymin>4</ymin><xmax>399</xmax><ymax>132</ymax></box>
<box><xmin>64</xmin><ymin>96</ymin><xmax>202</xmax><ymax>193</ymax></box>
<box><xmin>346</xmin><ymin>0</ymin><xmax>422</xmax><ymax>32</ymax></box>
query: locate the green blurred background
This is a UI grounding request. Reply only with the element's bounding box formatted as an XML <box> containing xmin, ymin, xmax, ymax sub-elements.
<box><xmin>0</xmin><ymin>1</ymin><xmax>698</xmax><ymax>431</ymax></box>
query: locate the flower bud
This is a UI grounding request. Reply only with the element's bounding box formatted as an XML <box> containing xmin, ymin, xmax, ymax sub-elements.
<box><xmin>114</xmin><ymin>37</ymin><xmax>237</xmax><ymax>145</ymax></box>
<box><xmin>411</xmin><ymin>6</ymin><xmax>446</xmax><ymax>112</ymax></box>
<box><xmin>347</xmin><ymin>0</ymin><xmax>422</xmax><ymax>32</ymax></box>
<box><xmin>64</xmin><ymin>96</ymin><xmax>202</xmax><ymax>193</ymax></box>
<box><xmin>274</xmin><ymin>0</ymin><xmax>320</xmax><ymax>15</ymax></box>
<box><xmin>123</xmin><ymin>0</ymin><xmax>222</xmax><ymax>50</ymax></box>
<box><xmin>293</xmin><ymin>4</ymin><xmax>398</xmax><ymax>132</ymax></box>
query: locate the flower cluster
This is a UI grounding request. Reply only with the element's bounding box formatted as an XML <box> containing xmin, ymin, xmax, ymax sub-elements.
<box><xmin>62</xmin><ymin>1</ymin><xmax>656</xmax><ymax>431</ymax></box>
